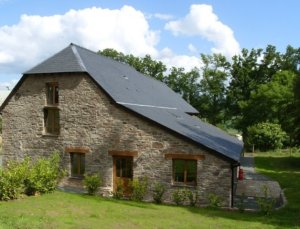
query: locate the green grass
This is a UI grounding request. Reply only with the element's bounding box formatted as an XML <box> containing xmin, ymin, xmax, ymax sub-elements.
<box><xmin>0</xmin><ymin>151</ymin><xmax>299</xmax><ymax>228</ymax></box>
<box><xmin>254</xmin><ymin>150</ymin><xmax>300</xmax><ymax>228</ymax></box>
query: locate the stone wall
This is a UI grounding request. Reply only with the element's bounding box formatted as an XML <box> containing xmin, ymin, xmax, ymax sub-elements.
<box><xmin>2</xmin><ymin>73</ymin><xmax>233</xmax><ymax>206</ymax></box>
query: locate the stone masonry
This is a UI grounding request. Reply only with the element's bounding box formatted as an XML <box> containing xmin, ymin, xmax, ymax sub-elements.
<box><xmin>1</xmin><ymin>73</ymin><xmax>233</xmax><ymax>206</ymax></box>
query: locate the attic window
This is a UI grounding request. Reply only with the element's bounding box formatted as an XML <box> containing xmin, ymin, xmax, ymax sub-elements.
<box><xmin>46</xmin><ymin>82</ymin><xmax>59</xmax><ymax>105</ymax></box>
<box><xmin>44</xmin><ymin>82</ymin><xmax>60</xmax><ymax>135</ymax></box>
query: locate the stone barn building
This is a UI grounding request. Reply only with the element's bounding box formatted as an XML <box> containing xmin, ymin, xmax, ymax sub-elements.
<box><xmin>0</xmin><ymin>44</ymin><xmax>243</xmax><ymax>207</ymax></box>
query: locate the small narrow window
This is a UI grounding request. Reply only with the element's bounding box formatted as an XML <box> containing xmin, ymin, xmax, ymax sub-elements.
<box><xmin>44</xmin><ymin>82</ymin><xmax>59</xmax><ymax>135</ymax></box>
<box><xmin>70</xmin><ymin>153</ymin><xmax>85</xmax><ymax>178</ymax></box>
<box><xmin>173</xmin><ymin>159</ymin><xmax>197</xmax><ymax>185</ymax></box>
<box><xmin>46</xmin><ymin>83</ymin><xmax>59</xmax><ymax>105</ymax></box>
<box><xmin>44</xmin><ymin>108</ymin><xmax>60</xmax><ymax>134</ymax></box>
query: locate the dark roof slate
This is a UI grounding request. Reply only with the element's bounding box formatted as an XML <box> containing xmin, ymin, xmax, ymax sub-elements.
<box><xmin>122</xmin><ymin>104</ymin><xmax>242</xmax><ymax>162</ymax></box>
<box><xmin>19</xmin><ymin>44</ymin><xmax>243</xmax><ymax>162</ymax></box>
<box><xmin>26</xmin><ymin>44</ymin><xmax>198</xmax><ymax>114</ymax></box>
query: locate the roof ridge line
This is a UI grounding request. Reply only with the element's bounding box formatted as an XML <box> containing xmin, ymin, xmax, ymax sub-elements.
<box><xmin>71</xmin><ymin>44</ymin><xmax>87</xmax><ymax>72</ymax></box>
<box><xmin>118</xmin><ymin>101</ymin><xmax>178</xmax><ymax>110</ymax></box>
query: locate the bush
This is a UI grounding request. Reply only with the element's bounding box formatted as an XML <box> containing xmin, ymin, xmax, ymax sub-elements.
<box><xmin>186</xmin><ymin>189</ymin><xmax>198</xmax><ymax>207</ymax></box>
<box><xmin>172</xmin><ymin>189</ymin><xmax>187</xmax><ymax>206</ymax></box>
<box><xmin>0</xmin><ymin>152</ymin><xmax>64</xmax><ymax>200</ymax></box>
<box><xmin>83</xmin><ymin>174</ymin><xmax>102</xmax><ymax>195</ymax></box>
<box><xmin>129</xmin><ymin>177</ymin><xmax>148</xmax><ymax>202</ymax></box>
<box><xmin>207</xmin><ymin>193</ymin><xmax>223</xmax><ymax>208</ymax></box>
<box><xmin>0</xmin><ymin>159</ymin><xmax>30</xmax><ymax>200</ymax></box>
<box><xmin>152</xmin><ymin>182</ymin><xmax>166</xmax><ymax>204</ymax></box>
<box><xmin>257</xmin><ymin>185</ymin><xmax>275</xmax><ymax>215</ymax></box>
<box><xmin>24</xmin><ymin>153</ymin><xmax>64</xmax><ymax>195</ymax></box>
<box><xmin>113</xmin><ymin>179</ymin><xmax>124</xmax><ymax>199</ymax></box>
<box><xmin>247</xmin><ymin>122</ymin><xmax>288</xmax><ymax>151</ymax></box>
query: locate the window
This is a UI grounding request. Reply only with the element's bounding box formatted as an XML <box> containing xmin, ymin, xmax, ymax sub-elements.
<box><xmin>46</xmin><ymin>83</ymin><xmax>59</xmax><ymax>105</ymax></box>
<box><xmin>44</xmin><ymin>108</ymin><xmax>60</xmax><ymax>134</ymax></box>
<box><xmin>70</xmin><ymin>153</ymin><xmax>85</xmax><ymax>178</ymax></box>
<box><xmin>44</xmin><ymin>82</ymin><xmax>60</xmax><ymax>135</ymax></box>
<box><xmin>115</xmin><ymin>157</ymin><xmax>133</xmax><ymax>179</ymax></box>
<box><xmin>173</xmin><ymin>159</ymin><xmax>197</xmax><ymax>185</ymax></box>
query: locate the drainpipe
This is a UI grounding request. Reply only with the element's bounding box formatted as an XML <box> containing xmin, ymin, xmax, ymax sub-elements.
<box><xmin>231</xmin><ymin>162</ymin><xmax>240</xmax><ymax>208</ymax></box>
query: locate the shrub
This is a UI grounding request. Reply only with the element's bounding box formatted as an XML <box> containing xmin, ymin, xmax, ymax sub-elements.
<box><xmin>152</xmin><ymin>182</ymin><xmax>166</xmax><ymax>204</ymax></box>
<box><xmin>186</xmin><ymin>189</ymin><xmax>198</xmax><ymax>207</ymax></box>
<box><xmin>207</xmin><ymin>193</ymin><xmax>223</xmax><ymax>208</ymax></box>
<box><xmin>247</xmin><ymin>122</ymin><xmax>288</xmax><ymax>151</ymax></box>
<box><xmin>0</xmin><ymin>159</ymin><xmax>30</xmax><ymax>200</ymax></box>
<box><xmin>0</xmin><ymin>152</ymin><xmax>64</xmax><ymax>199</ymax></box>
<box><xmin>113</xmin><ymin>179</ymin><xmax>124</xmax><ymax>199</ymax></box>
<box><xmin>83</xmin><ymin>174</ymin><xmax>102</xmax><ymax>195</ymax></box>
<box><xmin>24</xmin><ymin>152</ymin><xmax>64</xmax><ymax>195</ymax></box>
<box><xmin>172</xmin><ymin>189</ymin><xmax>187</xmax><ymax>206</ymax></box>
<box><xmin>129</xmin><ymin>177</ymin><xmax>148</xmax><ymax>202</ymax></box>
<box><xmin>257</xmin><ymin>185</ymin><xmax>275</xmax><ymax>215</ymax></box>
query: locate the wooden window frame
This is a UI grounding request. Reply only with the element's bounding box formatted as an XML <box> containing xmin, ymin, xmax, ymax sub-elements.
<box><xmin>113</xmin><ymin>156</ymin><xmax>134</xmax><ymax>179</ymax></box>
<box><xmin>46</xmin><ymin>82</ymin><xmax>59</xmax><ymax>105</ymax></box>
<box><xmin>44</xmin><ymin>107</ymin><xmax>60</xmax><ymax>135</ymax></box>
<box><xmin>172</xmin><ymin>159</ymin><xmax>197</xmax><ymax>186</ymax></box>
<box><xmin>70</xmin><ymin>152</ymin><xmax>85</xmax><ymax>178</ymax></box>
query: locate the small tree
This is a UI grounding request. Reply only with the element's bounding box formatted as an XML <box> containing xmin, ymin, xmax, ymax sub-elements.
<box><xmin>247</xmin><ymin>122</ymin><xmax>288</xmax><ymax>151</ymax></box>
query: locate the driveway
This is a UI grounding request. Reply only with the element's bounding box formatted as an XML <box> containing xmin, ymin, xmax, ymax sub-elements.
<box><xmin>234</xmin><ymin>153</ymin><xmax>284</xmax><ymax>210</ymax></box>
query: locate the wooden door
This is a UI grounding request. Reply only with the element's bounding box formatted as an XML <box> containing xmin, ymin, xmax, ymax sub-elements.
<box><xmin>113</xmin><ymin>156</ymin><xmax>133</xmax><ymax>196</ymax></box>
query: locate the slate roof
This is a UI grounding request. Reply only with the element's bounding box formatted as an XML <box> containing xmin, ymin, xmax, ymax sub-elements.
<box><xmin>3</xmin><ymin>43</ymin><xmax>243</xmax><ymax>162</ymax></box>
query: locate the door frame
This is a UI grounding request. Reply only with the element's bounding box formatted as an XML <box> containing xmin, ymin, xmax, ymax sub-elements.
<box><xmin>113</xmin><ymin>156</ymin><xmax>134</xmax><ymax>194</ymax></box>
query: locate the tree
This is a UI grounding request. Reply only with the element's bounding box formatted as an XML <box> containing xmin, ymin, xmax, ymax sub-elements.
<box><xmin>197</xmin><ymin>53</ymin><xmax>230</xmax><ymax>125</ymax></box>
<box><xmin>293</xmin><ymin>72</ymin><xmax>300</xmax><ymax>144</ymax></box>
<box><xmin>227</xmin><ymin>46</ymin><xmax>293</xmax><ymax>136</ymax></box>
<box><xmin>164</xmin><ymin>67</ymin><xmax>200</xmax><ymax>107</ymax></box>
<box><xmin>98</xmin><ymin>48</ymin><xmax>167</xmax><ymax>81</ymax></box>
<box><xmin>247</xmin><ymin>122</ymin><xmax>288</xmax><ymax>151</ymax></box>
<box><xmin>244</xmin><ymin>71</ymin><xmax>296</xmax><ymax>138</ymax></box>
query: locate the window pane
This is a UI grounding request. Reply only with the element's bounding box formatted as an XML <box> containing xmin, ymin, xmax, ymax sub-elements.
<box><xmin>79</xmin><ymin>154</ymin><xmax>85</xmax><ymax>175</ymax></box>
<box><xmin>54</xmin><ymin>110</ymin><xmax>60</xmax><ymax>133</ymax></box>
<box><xmin>115</xmin><ymin>157</ymin><xmax>133</xmax><ymax>178</ymax></box>
<box><xmin>47</xmin><ymin>85</ymin><xmax>53</xmax><ymax>104</ymax></box>
<box><xmin>44</xmin><ymin>108</ymin><xmax>59</xmax><ymax>134</ymax></box>
<box><xmin>71</xmin><ymin>154</ymin><xmax>78</xmax><ymax>176</ymax></box>
<box><xmin>44</xmin><ymin>109</ymin><xmax>49</xmax><ymax>130</ymax></box>
<box><xmin>173</xmin><ymin>160</ymin><xmax>184</xmax><ymax>182</ymax></box>
<box><xmin>116</xmin><ymin>159</ymin><xmax>121</xmax><ymax>177</ymax></box>
<box><xmin>186</xmin><ymin>160</ymin><xmax>197</xmax><ymax>183</ymax></box>
<box><xmin>55</xmin><ymin>86</ymin><xmax>59</xmax><ymax>104</ymax></box>
<box><xmin>124</xmin><ymin>158</ymin><xmax>133</xmax><ymax>178</ymax></box>
<box><xmin>71</xmin><ymin>153</ymin><xmax>85</xmax><ymax>177</ymax></box>
<box><xmin>46</xmin><ymin>83</ymin><xmax>59</xmax><ymax>105</ymax></box>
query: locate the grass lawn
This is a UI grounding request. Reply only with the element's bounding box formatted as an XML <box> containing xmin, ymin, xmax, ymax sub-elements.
<box><xmin>0</xmin><ymin>151</ymin><xmax>299</xmax><ymax>229</ymax></box>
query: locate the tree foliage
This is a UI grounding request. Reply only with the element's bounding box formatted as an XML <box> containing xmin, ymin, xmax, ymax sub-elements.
<box><xmin>247</xmin><ymin>122</ymin><xmax>287</xmax><ymax>151</ymax></box>
<box><xmin>98</xmin><ymin>45</ymin><xmax>300</xmax><ymax>149</ymax></box>
<box><xmin>197</xmin><ymin>53</ymin><xmax>230</xmax><ymax>125</ymax></box>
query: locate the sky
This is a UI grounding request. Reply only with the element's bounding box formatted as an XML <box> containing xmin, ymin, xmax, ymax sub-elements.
<box><xmin>0</xmin><ymin>0</ymin><xmax>299</xmax><ymax>101</ymax></box>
